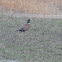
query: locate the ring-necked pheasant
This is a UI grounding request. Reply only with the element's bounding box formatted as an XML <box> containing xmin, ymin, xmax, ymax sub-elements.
<box><xmin>16</xmin><ymin>19</ymin><xmax>30</xmax><ymax>32</ymax></box>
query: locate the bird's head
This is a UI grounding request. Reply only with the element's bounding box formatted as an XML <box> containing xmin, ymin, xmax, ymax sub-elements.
<box><xmin>27</xmin><ymin>19</ymin><xmax>30</xmax><ymax>24</ymax></box>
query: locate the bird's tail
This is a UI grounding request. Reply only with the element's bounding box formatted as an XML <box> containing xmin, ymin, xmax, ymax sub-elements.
<box><xmin>15</xmin><ymin>28</ymin><xmax>25</xmax><ymax>32</ymax></box>
<box><xmin>15</xmin><ymin>28</ymin><xmax>21</xmax><ymax>31</ymax></box>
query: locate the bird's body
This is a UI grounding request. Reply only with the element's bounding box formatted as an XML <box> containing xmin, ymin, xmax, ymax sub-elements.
<box><xmin>16</xmin><ymin>19</ymin><xmax>30</xmax><ymax>32</ymax></box>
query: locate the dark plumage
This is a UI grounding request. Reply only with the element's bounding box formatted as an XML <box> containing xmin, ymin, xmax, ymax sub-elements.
<box><xmin>16</xmin><ymin>19</ymin><xmax>30</xmax><ymax>32</ymax></box>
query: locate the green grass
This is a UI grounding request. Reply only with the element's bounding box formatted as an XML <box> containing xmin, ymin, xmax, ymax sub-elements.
<box><xmin>0</xmin><ymin>14</ymin><xmax>62</xmax><ymax>62</ymax></box>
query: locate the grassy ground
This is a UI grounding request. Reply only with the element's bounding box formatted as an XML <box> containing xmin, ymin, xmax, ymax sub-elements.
<box><xmin>0</xmin><ymin>14</ymin><xmax>62</xmax><ymax>62</ymax></box>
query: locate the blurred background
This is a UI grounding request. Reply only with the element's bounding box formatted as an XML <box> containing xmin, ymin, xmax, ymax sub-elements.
<box><xmin>0</xmin><ymin>0</ymin><xmax>62</xmax><ymax>15</ymax></box>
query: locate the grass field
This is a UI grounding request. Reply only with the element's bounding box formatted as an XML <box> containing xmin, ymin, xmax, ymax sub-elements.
<box><xmin>0</xmin><ymin>13</ymin><xmax>62</xmax><ymax>62</ymax></box>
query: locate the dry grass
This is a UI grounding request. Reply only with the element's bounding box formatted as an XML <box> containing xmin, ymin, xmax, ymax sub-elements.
<box><xmin>0</xmin><ymin>0</ymin><xmax>62</xmax><ymax>15</ymax></box>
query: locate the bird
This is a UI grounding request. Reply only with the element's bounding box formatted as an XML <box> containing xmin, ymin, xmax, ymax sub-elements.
<box><xmin>16</xmin><ymin>19</ymin><xmax>30</xmax><ymax>32</ymax></box>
